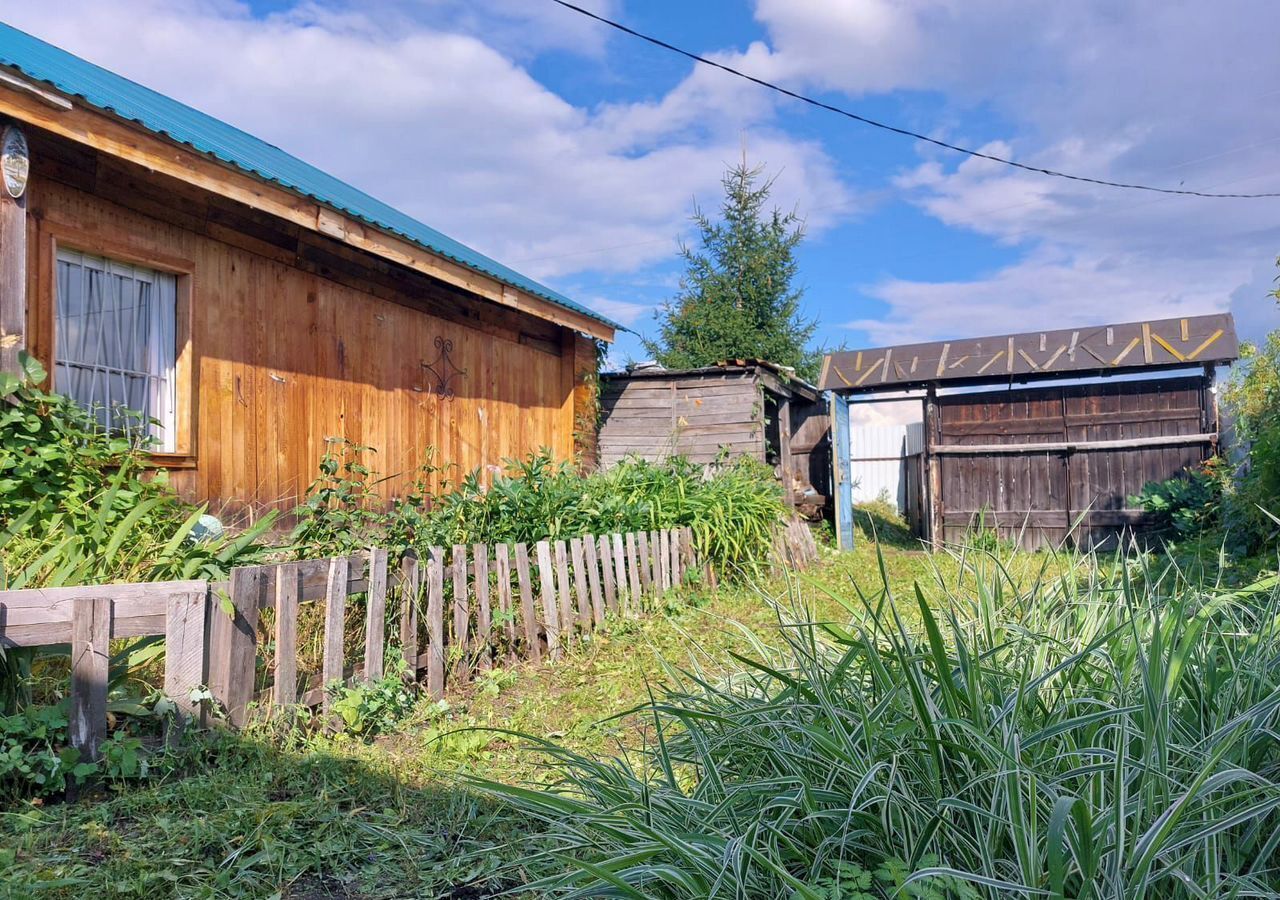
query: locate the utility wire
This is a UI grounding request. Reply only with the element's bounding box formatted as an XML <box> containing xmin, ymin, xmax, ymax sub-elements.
<box><xmin>550</xmin><ymin>0</ymin><xmax>1280</xmax><ymax>200</ymax></box>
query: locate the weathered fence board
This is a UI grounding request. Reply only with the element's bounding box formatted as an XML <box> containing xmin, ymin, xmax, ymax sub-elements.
<box><xmin>584</xmin><ymin>535</ymin><xmax>605</xmax><ymax>625</ymax></box>
<box><xmin>0</xmin><ymin>524</ymin><xmax>727</xmax><ymax>763</ymax></box>
<box><xmin>451</xmin><ymin>545</ymin><xmax>470</xmax><ymax>683</ymax></box>
<box><xmin>69</xmin><ymin>596</ymin><xmax>110</xmax><ymax>761</ymax></box>
<box><xmin>473</xmin><ymin>543</ymin><xmax>492</xmax><ymax>671</ymax></box>
<box><xmin>514</xmin><ymin>542</ymin><xmax>540</xmax><ymax>663</ymax></box>
<box><xmin>535</xmin><ymin>540</ymin><xmax>561</xmax><ymax>659</ymax></box>
<box><xmin>274</xmin><ymin>563</ymin><xmax>300</xmax><ymax>706</ymax></box>
<box><xmin>322</xmin><ymin>557</ymin><xmax>348</xmax><ymax>713</ymax></box>
<box><xmin>426</xmin><ymin>548</ymin><xmax>446</xmax><ymax>699</ymax></box>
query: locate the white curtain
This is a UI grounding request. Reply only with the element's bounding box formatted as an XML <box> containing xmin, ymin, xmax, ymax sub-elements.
<box><xmin>55</xmin><ymin>249</ymin><xmax>178</xmax><ymax>452</ymax></box>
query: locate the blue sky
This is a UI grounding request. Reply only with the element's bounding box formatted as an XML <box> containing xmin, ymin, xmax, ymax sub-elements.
<box><xmin>7</xmin><ymin>0</ymin><xmax>1280</xmax><ymax>368</ymax></box>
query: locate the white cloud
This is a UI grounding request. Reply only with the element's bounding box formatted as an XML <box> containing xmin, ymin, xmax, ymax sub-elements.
<box><xmin>746</xmin><ymin>0</ymin><xmax>1280</xmax><ymax>346</ymax></box>
<box><xmin>2</xmin><ymin>0</ymin><xmax>854</xmax><ymax>291</ymax></box>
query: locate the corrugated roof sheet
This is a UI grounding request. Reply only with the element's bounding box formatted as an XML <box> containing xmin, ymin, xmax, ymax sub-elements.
<box><xmin>0</xmin><ymin>21</ymin><xmax>621</xmax><ymax>333</ymax></box>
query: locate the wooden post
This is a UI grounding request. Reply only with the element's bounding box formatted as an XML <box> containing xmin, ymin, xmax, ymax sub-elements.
<box><xmin>648</xmin><ymin>530</ymin><xmax>662</xmax><ymax>591</ymax></box>
<box><xmin>535</xmin><ymin>540</ymin><xmax>560</xmax><ymax>659</ymax></box>
<box><xmin>554</xmin><ymin>540</ymin><xmax>574</xmax><ymax>648</ymax></box>
<box><xmin>451</xmin><ymin>545</ymin><xmax>470</xmax><ymax>683</ymax></box>
<box><xmin>778</xmin><ymin>396</ymin><xmax>795</xmax><ymax>508</ymax></box>
<box><xmin>164</xmin><ymin>589</ymin><xmax>208</xmax><ymax>740</ymax></box>
<box><xmin>0</xmin><ymin>123</ymin><xmax>27</xmax><ymax>379</ymax></box>
<box><xmin>494</xmin><ymin>543</ymin><xmax>516</xmax><ymax>653</ymax></box>
<box><xmin>660</xmin><ymin>529</ymin><xmax>672</xmax><ymax>591</ymax></box>
<box><xmin>514</xmin><ymin>542</ymin><xmax>540</xmax><ymax>662</ymax></box>
<box><xmin>598</xmin><ymin>535</ymin><xmax>617</xmax><ymax>614</ymax></box>
<box><xmin>924</xmin><ymin>387</ymin><xmax>943</xmax><ymax>550</ymax></box>
<box><xmin>363</xmin><ymin>548</ymin><xmax>388</xmax><ymax>682</ymax></box>
<box><xmin>569</xmin><ymin>537</ymin><xmax>591</xmax><ymax>631</ymax></box>
<box><xmin>209</xmin><ymin>566</ymin><xmax>264</xmax><ymax>727</ymax></box>
<box><xmin>635</xmin><ymin>531</ymin><xmax>653</xmax><ymax>596</ymax></box>
<box><xmin>625</xmin><ymin>533</ymin><xmax>643</xmax><ymax>611</ymax></box>
<box><xmin>322</xmin><ymin>557</ymin><xmax>348</xmax><ymax>713</ymax></box>
<box><xmin>399</xmin><ymin>553</ymin><xmax>420</xmax><ymax>675</ymax></box>
<box><xmin>583</xmin><ymin>534</ymin><xmax>605</xmax><ymax>626</ymax></box>
<box><xmin>426</xmin><ymin>548</ymin><xmax>446</xmax><ymax>699</ymax></box>
<box><xmin>273</xmin><ymin>563</ymin><xmax>300</xmax><ymax>706</ymax></box>
<box><xmin>472</xmin><ymin>543</ymin><xmax>492</xmax><ymax>670</ymax></box>
<box><xmin>610</xmin><ymin>533</ymin><xmax>627</xmax><ymax>606</ymax></box>
<box><xmin>70</xmin><ymin>597</ymin><xmax>110</xmax><ymax>762</ymax></box>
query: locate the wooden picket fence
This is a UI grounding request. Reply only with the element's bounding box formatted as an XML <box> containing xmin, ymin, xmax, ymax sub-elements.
<box><xmin>0</xmin><ymin>520</ymin><xmax>819</xmax><ymax>763</ymax></box>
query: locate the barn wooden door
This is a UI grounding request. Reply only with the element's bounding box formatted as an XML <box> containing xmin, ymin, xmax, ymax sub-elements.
<box><xmin>932</xmin><ymin>378</ymin><xmax>1214</xmax><ymax>550</ymax></box>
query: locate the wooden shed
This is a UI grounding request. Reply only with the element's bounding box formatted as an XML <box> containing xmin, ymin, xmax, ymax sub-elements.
<box><xmin>819</xmin><ymin>314</ymin><xmax>1239</xmax><ymax>550</ymax></box>
<box><xmin>0</xmin><ymin>25</ymin><xmax>618</xmax><ymax>517</ymax></box>
<box><xmin>598</xmin><ymin>362</ymin><xmax>831</xmax><ymax>512</ymax></box>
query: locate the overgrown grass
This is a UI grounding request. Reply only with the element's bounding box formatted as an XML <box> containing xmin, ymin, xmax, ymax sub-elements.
<box><xmin>478</xmin><ymin>544</ymin><xmax>1280</xmax><ymax>898</ymax></box>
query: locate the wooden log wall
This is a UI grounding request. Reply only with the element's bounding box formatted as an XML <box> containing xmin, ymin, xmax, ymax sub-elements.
<box><xmin>21</xmin><ymin>130</ymin><xmax>599</xmax><ymax>516</ymax></box>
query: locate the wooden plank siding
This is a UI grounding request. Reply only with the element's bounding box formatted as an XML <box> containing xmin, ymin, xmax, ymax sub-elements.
<box><xmin>933</xmin><ymin>377</ymin><xmax>1214</xmax><ymax>550</ymax></box>
<box><xmin>598</xmin><ymin>371</ymin><xmax>765</xmax><ymax>467</ymax></box>
<box><xmin>20</xmin><ymin>129</ymin><xmax>599</xmax><ymax>516</ymax></box>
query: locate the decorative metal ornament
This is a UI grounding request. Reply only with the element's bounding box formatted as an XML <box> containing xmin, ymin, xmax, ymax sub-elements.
<box><xmin>1</xmin><ymin>125</ymin><xmax>29</xmax><ymax>199</ymax></box>
<box><xmin>421</xmin><ymin>335</ymin><xmax>466</xmax><ymax>400</ymax></box>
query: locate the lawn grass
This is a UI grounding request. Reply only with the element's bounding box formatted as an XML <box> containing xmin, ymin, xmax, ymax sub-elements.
<box><xmin>0</xmin><ymin>538</ymin><xmax>1078</xmax><ymax>898</ymax></box>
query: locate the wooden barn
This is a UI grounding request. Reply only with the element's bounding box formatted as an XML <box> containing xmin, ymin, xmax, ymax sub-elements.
<box><xmin>0</xmin><ymin>24</ymin><xmax>618</xmax><ymax>516</ymax></box>
<box><xmin>598</xmin><ymin>362</ymin><xmax>831</xmax><ymax>512</ymax></box>
<box><xmin>821</xmin><ymin>314</ymin><xmax>1239</xmax><ymax>550</ymax></box>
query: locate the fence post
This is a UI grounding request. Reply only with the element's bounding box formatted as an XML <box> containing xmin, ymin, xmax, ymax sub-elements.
<box><xmin>598</xmin><ymin>535</ymin><xmax>617</xmax><ymax>614</ymax></box>
<box><xmin>553</xmin><ymin>540</ymin><xmax>574</xmax><ymax>648</ymax></box>
<box><xmin>274</xmin><ymin>564</ymin><xmax>300</xmax><ymax>707</ymax></box>
<box><xmin>625</xmin><ymin>533</ymin><xmax>642</xmax><ymax>612</ymax></box>
<box><xmin>514</xmin><ymin>542</ymin><xmax>540</xmax><ymax>663</ymax></box>
<box><xmin>611</xmin><ymin>534</ymin><xmax>627</xmax><ymax>611</ymax></box>
<box><xmin>495</xmin><ymin>543</ymin><xmax>516</xmax><ymax>656</ymax></box>
<box><xmin>209</xmin><ymin>566</ymin><xmax>264</xmax><ymax>727</ymax></box>
<box><xmin>473</xmin><ymin>543</ymin><xmax>492</xmax><ymax>671</ymax></box>
<box><xmin>399</xmin><ymin>553</ymin><xmax>420</xmax><ymax>675</ymax></box>
<box><xmin>164</xmin><ymin>588</ymin><xmax>208</xmax><ymax>741</ymax></box>
<box><xmin>635</xmin><ymin>531</ymin><xmax>653</xmax><ymax>597</ymax></box>
<box><xmin>583</xmin><ymin>535</ymin><xmax>605</xmax><ymax>626</ymax></box>
<box><xmin>569</xmin><ymin>537</ymin><xmax>591</xmax><ymax>632</ymax></box>
<box><xmin>364</xmin><ymin>548</ymin><xmax>388</xmax><ymax>683</ymax></box>
<box><xmin>535</xmin><ymin>540</ymin><xmax>560</xmax><ymax>660</ymax></box>
<box><xmin>427</xmin><ymin>547</ymin><xmax>446</xmax><ymax>699</ymax></box>
<box><xmin>69</xmin><ymin>596</ymin><xmax>110</xmax><ymax>762</ymax></box>
<box><xmin>451</xmin><ymin>545</ymin><xmax>470</xmax><ymax>684</ymax></box>
<box><xmin>322</xmin><ymin>557</ymin><xmax>348</xmax><ymax>714</ymax></box>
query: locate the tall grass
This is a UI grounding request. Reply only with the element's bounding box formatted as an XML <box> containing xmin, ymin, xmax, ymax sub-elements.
<box><xmin>478</xmin><ymin>545</ymin><xmax>1280</xmax><ymax>897</ymax></box>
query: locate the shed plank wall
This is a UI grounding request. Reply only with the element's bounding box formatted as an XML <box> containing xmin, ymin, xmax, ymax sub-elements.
<box><xmin>24</xmin><ymin>139</ymin><xmax>582</xmax><ymax>516</ymax></box>
<box><xmin>599</xmin><ymin>373</ymin><xmax>764</xmax><ymax>467</ymax></box>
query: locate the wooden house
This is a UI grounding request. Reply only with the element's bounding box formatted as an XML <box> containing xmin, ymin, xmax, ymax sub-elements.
<box><xmin>598</xmin><ymin>362</ymin><xmax>831</xmax><ymax>512</ymax></box>
<box><xmin>0</xmin><ymin>24</ymin><xmax>618</xmax><ymax>516</ymax></box>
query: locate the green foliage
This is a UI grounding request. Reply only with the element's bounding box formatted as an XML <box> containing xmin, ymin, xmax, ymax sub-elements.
<box><xmin>288</xmin><ymin>437</ymin><xmax>440</xmax><ymax>559</ymax></box>
<box><xmin>643</xmin><ymin>159</ymin><xmax>820</xmax><ymax>380</ymax></box>
<box><xmin>1131</xmin><ymin>459</ymin><xmax>1225</xmax><ymax>536</ymax></box>
<box><xmin>293</xmin><ymin>445</ymin><xmax>786</xmax><ymax>581</ymax></box>
<box><xmin>326</xmin><ymin>653</ymin><xmax>418</xmax><ymax>739</ymax></box>
<box><xmin>1222</xmin><ymin>319</ymin><xmax>1280</xmax><ymax>549</ymax></box>
<box><xmin>478</xmin><ymin>547</ymin><xmax>1280</xmax><ymax>897</ymax></box>
<box><xmin>0</xmin><ymin>351</ymin><xmax>276</xmax><ymax>590</ymax></box>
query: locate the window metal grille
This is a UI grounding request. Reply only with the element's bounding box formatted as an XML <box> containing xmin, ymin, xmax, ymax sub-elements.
<box><xmin>54</xmin><ymin>249</ymin><xmax>178</xmax><ymax>452</ymax></box>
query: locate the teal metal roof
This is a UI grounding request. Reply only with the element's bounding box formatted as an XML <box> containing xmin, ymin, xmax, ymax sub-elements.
<box><xmin>0</xmin><ymin>21</ymin><xmax>620</xmax><ymax>334</ymax></box>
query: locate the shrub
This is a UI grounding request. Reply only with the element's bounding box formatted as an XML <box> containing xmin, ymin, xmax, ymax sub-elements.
<box><xmin>1222</xmin><ymin>326</ymin><xmax>1280</xmax><ymax>549</ymax></box>
<box><xmin>478</xmin><ymin>546</ymin><xmax>1280</xmax><ymax>897</ymax></box>
<box><xmin>1131</xmin><ymin>459</ymin><xmax>1226</xmax><ymax>537</ymax></box>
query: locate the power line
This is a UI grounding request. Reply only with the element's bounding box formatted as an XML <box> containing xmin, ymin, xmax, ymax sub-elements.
<box><xmin>550</xmin><ymin>0</ymin><xmax>1280</xmax><ymax>200</ymax></box>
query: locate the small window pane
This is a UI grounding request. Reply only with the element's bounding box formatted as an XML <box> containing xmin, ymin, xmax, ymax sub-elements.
<box><xmin>54</xmin><ymin>249</ymin><xmax>178</xmax><ymax>452</ymax></box>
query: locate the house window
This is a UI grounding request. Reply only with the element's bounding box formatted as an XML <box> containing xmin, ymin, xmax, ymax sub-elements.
<box><xmin>54</xmin><ymin>248</ymin><xmax>179</xmax><ymax>452</ymax></box>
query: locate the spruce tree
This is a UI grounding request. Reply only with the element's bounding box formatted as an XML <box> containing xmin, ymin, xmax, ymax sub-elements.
<box><xmin>643</xmin><ymin>159</ymin><xmax>818</xmax><ymax>380</ymax></box>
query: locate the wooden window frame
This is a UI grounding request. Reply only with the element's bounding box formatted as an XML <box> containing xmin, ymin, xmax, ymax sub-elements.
<box><xmin>42</xmin><ymin>226</ymin><xmax>197</xmax><ymax>469</ymax></box>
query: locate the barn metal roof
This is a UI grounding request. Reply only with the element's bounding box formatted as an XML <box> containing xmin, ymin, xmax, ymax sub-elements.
<box><xmin>819</xmin><ymin>313</ymin><xmax>1238</xmax><ymax>393</ymax></box>
<box><xmin>0</xmin><ymin>21</ymin><xmax>622</xmax><ymax>334</ymax></box>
